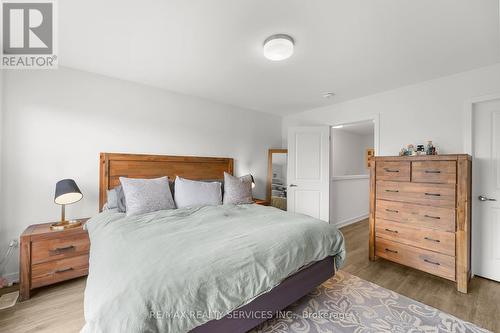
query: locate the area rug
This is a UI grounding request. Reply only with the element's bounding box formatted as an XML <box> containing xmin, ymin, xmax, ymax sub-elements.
<box><xmin>251</xmin><ymin>271</ymin><xmax>490</xmax><ymax>333</ymax></box>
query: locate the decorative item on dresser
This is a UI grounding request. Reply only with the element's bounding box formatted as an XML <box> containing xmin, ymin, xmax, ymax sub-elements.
<box><xmin>369</xmin><ymin>154</ymin><xmax>472</xmax><ymax>293</ymax></box>
<box><xmin>19</xmin><ymin>218</ymin><xmax>90</xmax><ymax>301</ymax></box>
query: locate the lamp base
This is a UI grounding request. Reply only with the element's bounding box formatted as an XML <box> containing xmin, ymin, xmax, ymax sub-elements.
<box><xmin>50</xmin><ymin>220</ymin><xmax>81</xmax><ymax>231</ymax></box>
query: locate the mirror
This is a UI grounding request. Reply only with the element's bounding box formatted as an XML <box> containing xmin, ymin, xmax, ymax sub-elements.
<box><xmin>267</xmin><ymin>149</ymin><xmax>288</xmax><ymax>210</ymax></box>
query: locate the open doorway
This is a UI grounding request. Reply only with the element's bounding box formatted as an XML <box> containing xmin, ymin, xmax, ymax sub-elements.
<box><xmin>330</xmin><ymin>120</ymin><xmax>375</xmax><ymax>227</ymax></box>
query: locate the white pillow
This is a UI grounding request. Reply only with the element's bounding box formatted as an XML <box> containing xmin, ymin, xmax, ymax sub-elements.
<box><xmin>174</xmin><ymin>176</ymin><xmax>222</xmax><ymax>208</ymax></box>
<box><xmin>119</xmin><ymin>176</ymin><xmax>175</xmax><ymax>216</ymax></box>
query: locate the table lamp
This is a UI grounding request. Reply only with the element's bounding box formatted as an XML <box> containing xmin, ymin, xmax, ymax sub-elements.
<box><xmin>54</xmin><ymin>179</ymin><xmax>82</xmax><ymax>226</ymax></box>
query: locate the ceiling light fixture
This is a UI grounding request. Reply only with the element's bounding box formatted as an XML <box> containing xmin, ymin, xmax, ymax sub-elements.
<box><xmin>323</xmin><ymin>92</ymin><xmax>335</xmax><ymax>99</ymax></box>
<box><xmin>332</xmin><ymin>125</ymin><xmax>344</xmax><ymax>129</ymax></box>
<box><xmin>263</xmin><ymin>34</ymin><xmax>294</xmax><ymax>61</ymax></box>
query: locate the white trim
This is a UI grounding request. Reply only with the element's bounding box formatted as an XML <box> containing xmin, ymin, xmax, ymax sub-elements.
<box><xmin>331</xmin><ymin>174</ymin><xmax>369</xmax><ymax>181</ymax></box>
<box><xmin>334</xmin><ymin>213</ymin><xmax>369</xmax><ymax>228</ymax></box>
<box><xmin>464</xmin><ymin>92</ymin><xmax>500</xmax><ymax>155</ymax></box>
<box><xmin>464</xmin><ymin>92</ymin><xmax>500</xmax><ymax>277</ymax></box>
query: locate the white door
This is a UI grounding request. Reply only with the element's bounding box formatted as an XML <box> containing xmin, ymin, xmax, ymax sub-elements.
<box><xmin>287</xmin><ymin>127</ymin><xmax>330</xmax><ymax>222</ymax></box>
<box><xmin>473</xmin><ymin>98</ymin><xmax>500</xmax><ymax>282</ymax></box>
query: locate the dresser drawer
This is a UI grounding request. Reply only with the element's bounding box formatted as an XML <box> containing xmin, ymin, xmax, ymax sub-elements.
<box><xmin>376</xmin><ymin>219</ymin><xmax>455</xmax><ymax>256</ymax></box>
<box><xmin>376</xmin><ymin>200</ymin><xmax>455</xmax><ymax>232</ymax></box>
<box><xmin>376</xmin><ymin>161</ymin><xmax>410</xmax><ymax>182</ymax></box>
<box><xmin>375</xmin><ymin>237</ymin><xmax>455</xmax><ymax>281</ymax></box>
<box><xmin>376</xmin><ymin>181</ymin><xmax>456</xmax><ymax>208</ymax></box>
<box><xmin>412</xmin><ymin>161</ymin><xmax>456</xmax><ymax>184</ymax></box>
<box><xmin>31</xmin><ymin>254</ymin><xmax>89</xmax><ymax>289</ymax></box>
<box><xmin>31</xmin><ymin>234</ymin><xmax>90</xmax><ymax>265</ymax></box>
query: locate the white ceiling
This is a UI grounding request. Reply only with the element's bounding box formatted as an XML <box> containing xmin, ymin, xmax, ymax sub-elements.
<box><xmin>59</xmin><ymin>0</ymin><xmax>500</xmax><ymax>115</ymax></box>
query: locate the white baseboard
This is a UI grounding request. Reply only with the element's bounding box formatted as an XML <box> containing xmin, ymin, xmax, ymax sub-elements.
<box><xmin>334</xmin><ymin>214</ymin><xmax>369</xmax><ymax>228</ymax></box>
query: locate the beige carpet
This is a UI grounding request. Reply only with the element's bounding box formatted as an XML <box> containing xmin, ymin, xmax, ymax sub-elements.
<box><xmin>252</xmin><ymin>271</ymin><xmax>490</xmax><ymax>333</ymax></box>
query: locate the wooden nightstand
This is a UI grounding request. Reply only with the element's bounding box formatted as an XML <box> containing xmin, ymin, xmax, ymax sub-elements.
<box><xmin>19</xmin><ymin>218</ymin><xmax>90</xmax><ymax>301</ymax></box>
<box><xmin>253</xmin><ymin>199</ymin><xmax>270</xmax><ymax>206</ymax></box>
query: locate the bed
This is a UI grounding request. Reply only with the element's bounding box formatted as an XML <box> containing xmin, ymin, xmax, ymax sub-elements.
<box><xmin>82</xmin><ymin>153</ymin><xmax>346</xmax><ymax>333</ymax></box>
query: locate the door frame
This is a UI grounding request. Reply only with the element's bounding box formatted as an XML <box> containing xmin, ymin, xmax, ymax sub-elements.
<box><xmin>329</xmin><ymin>115</ymin><xmax>380</xmax><ymax>226</ymax></box>
<box><xmin>464</xmin><ymin>92</ymin><xmax>500</xmax><ymax>277</ymax></box>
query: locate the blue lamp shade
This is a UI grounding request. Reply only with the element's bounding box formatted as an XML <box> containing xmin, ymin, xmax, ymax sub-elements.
<box><xmin>54</xmin><ymin>179</ymin><xmax>83</xmax><ymax>205</ymax></box>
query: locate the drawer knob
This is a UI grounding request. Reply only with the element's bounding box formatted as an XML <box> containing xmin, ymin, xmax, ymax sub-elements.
<box><xmin>386</xmin><ymin>209</ymin><xmax>399</xmax><ymax>213</ymax></box>
<box><xmin>424</xmin><ymin>214</ymin><xmax>441</xmax><ymax>220</ymax></box>
<box><xmin>384</xmin><ymin>248</ymin><xmax>398</xmax><ymax>254</ymax></box>
<box><xmin>424</xmin><ymin>236</ymin><xmax>441</xmax><ymax>243</ymax></box>
<box><xmin>50</xmin><ymin>245</ymin><xmax>75</xmax><ymax>254</ymax></box>
<box><xmin>425</xmin><ymin>170</ymin><xmax>441</xmax><ymax>174</ymax></box>
<box><xmin>384</xmin><ymin>168</ymin><xmax>400</xmax><ymax>173</ymax></box>
<box><xmin>385</xmin><ymin>189</ymin><xmax>399</xmax><ymax>193</ymax></box>
<box><xmin>424</xmin><ymin>259</ymin><xmax>440</xmax><ymax>266</ymax></box>
<box><xmin>54</xmin><ymin>267</ymin><xmax>74</xmax><ymax>274</ymax></box>
<box><xmin>385</xmin><ymin>228</ymin><xmax>398</xmax><ymax>233</ymax></box>
<box><xmin>424</xmin><ymin>192</ymin><xmax>441</xmax><ymax>197</ymax></box>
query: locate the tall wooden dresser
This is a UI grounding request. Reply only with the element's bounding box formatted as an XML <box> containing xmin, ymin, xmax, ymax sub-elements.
<box><xmin>369</xmin><ymin>155</ymin><xmax>471</xmax><ymax>293</ymax></box>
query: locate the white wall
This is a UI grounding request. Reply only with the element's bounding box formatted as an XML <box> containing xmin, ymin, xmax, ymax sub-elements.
<box><xmin>284</xmin><ymin>63</ymin><xmax>500</xmax><ymax>226</ymax></box>
<box><xmin>332</xmin><ymin>130</ymin><xmax>373</xmax><ymax>176</ymax></box>
<box><xmin>283</xmin><ymin>63</ymin><xmax>500</xmax><ymax>156</ymax></box>
<box><xmin>330</xmin><ymin>177</ymin><xmax>370</xmax><ymax>227</ymax></box>
<box><xmin>0</xmin><ymin>67</ymin><xmax>282</xmax><ymax>278</ymax></box>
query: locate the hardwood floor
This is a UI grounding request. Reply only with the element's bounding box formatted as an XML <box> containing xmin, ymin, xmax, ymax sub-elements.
<box><xmin>0</xmin><ymin>219</ymin><xmax>498</xmax><ymax>332</ymax></box>
<box><xmin>341</xmin><ymin>219</ymin><xmax>500</xmax><ymax>332</ymax></box>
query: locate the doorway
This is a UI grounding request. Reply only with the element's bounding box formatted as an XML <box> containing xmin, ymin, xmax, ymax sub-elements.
<box><xmin>331</xmin><ymin>120</ymin><xmax>375</xmax><ymax>227</ymax></box>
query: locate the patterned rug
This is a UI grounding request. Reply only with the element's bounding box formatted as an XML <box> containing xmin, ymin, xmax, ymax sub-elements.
<box><xmin>251</xmin><ymin>271</ymin><xmax>490</xmax><ymax>333</ymax></box>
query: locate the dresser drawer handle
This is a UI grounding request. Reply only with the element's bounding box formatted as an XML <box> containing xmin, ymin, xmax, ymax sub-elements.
<box><xmin>384</xmin><ymin>168</ymin><xmax>400</xmax><ymax>173</ymax></box>
<box><xmin>384</xmin><ymin>248</ymin><xmax>398</xmax><ymax>254</ymax></box>
<box><xmin>50</xmin><ymin>245</ymin><xmax>75</xmax><ymax>254</ymax></box>
<box><xmin>385</xmin><ymin>189</ymin><xmax>399</xmax><ymax>193</ymax></box>
<box><xmin>424</xmin><ymin>214</ymin><xmax>441</xmax><ymax>220</ymax></box>
<box><xmin>425</xmin><ymin>170</ymin><xmax>441</xmax><ymax>174</ymax></box>
<box><xmin>424</xmin><ymin>237</ymin><xmax>441</xmax><ymax>243</ymax></box>
<box><xmin>385</xmin><ymin>228</ymin><xmax>398</xmax><ymax>233</ymax></box>
<box><xmin>54</xmin><ymin>267</ymin><xmax>74</xmax><ymax>274</ymax></box>
<box><xmin>424</xmin><ymin>259</ymin><xmax>440</xmax><ymax>266</ymax></box>
<box><xmin>385</xmin><ymin>209</ymin><xmax>399</xmax><ymax>213</ymax></box>
<box><xmin>424</xmin><ymin>192</ymin><xmax>441</xmax><ymax>197</ymax></box>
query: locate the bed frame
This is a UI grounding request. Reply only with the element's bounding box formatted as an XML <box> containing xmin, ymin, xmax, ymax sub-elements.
<box><xmin>98</xmin><ymin>152</ymin><xmax>336</xmax><ymax>332</ymax></box>
<box><xmin>99</xmin><ymin>152</ymin><xmax>234</xmax><ymax>211</ymax></box>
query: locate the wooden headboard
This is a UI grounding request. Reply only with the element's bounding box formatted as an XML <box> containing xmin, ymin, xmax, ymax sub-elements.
<box><xmin>99</xmin><ymin>152</ymin><xmax>234</xmax><ymax>211</ymax></box>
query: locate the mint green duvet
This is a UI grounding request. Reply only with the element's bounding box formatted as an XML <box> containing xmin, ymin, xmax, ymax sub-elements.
<box><xmin>82</xmin><ymin>204</ymin><xmax>345</xmax><ymax>333</ymax></box>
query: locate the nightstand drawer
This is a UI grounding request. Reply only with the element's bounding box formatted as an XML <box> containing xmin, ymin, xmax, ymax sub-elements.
<box><xmin>31</xmin><ymin>254</ymin><xmax>89</xmax><ymax>289</ymax></box>
<box><xmin>31</xmin><ymin>234</ymin><xmax>90</xmax><ymax>264</ymax></box>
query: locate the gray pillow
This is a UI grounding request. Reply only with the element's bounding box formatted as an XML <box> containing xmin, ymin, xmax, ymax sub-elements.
<box><xmin>174</xmin><ymin>176</ymin><xmax>222</xmax><ymax>208</ymax></box>
<box><xmin>104</xmin><ymin>186</ymin><xmax>126</xmax><ymax>212</ymax></box>
<box><xmin>223</xmin><ymin>172</ymin><xmax>253</xmax><ymax>205</ymax></box>
<box><xmin>115</xmin><ymin>185</ymin><xmax>127</xmax><ymax>212</ymax></box>
<box><xmin>119</xmin><ymin>177</ymin><xmax>175</xmax><ymax>217</ymax></box>
<box><xmin>106</xmin><ymin>188</ymin><xmax>118</xmax><ymax>209</ymax></box>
